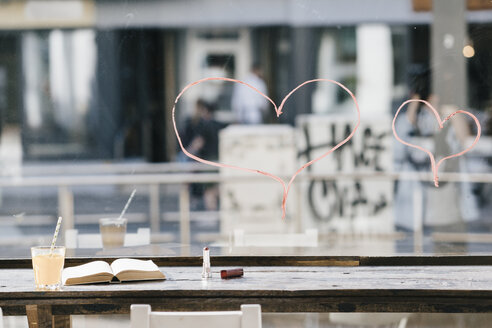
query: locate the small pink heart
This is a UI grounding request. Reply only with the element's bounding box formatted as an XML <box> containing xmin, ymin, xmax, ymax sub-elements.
<box><xmin>392</xmin><ymin>99</ymin><xmax>481</xmax><ymax>187</ymax></box>
<box><xmin>172</xmin><ymin>77</ymin><xmax>361</xmax><ymax>219</ymax></box>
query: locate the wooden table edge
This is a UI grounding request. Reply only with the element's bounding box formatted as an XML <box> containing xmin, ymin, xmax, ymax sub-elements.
<box><xmin>2</xmin><ymin>255</ymin><xmax>492</xmax><ymax>268</ymax></box>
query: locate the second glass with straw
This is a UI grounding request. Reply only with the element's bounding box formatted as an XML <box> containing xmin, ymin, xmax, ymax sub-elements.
<box><xmin>99</xmin><ymin>189</ymin><xmax>136</xmax><ymax>248</ymax></box>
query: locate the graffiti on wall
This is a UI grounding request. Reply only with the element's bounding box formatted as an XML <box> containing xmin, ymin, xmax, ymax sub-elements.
<box><xmin>297</xmin><ymin>115</ymin><xmax>393</xmax><ymax>231</ymax></box>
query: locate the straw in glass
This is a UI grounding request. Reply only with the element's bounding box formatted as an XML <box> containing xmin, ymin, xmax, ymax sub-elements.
<box><xmin>119</xmin><ymin>189</ymin><xmax>137</xmax><ymax>219</ymax></box>
<box><xmin>50</xmin><ymin>216</ymin><xmax>63</xmax><ymax>255</ymax></box>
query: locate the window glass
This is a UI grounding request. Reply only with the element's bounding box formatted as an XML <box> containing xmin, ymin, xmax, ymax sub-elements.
<box><xmin>0</xmin><ymin>0</ymin><xmax>490</xmax><ymax>259</ymax></box>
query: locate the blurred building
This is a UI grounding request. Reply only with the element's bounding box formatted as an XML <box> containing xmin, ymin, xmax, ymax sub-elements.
<box><xmin>0</xmin><ymin>0</ymin><xmax>491</xmax><ymax>164</ymax></box>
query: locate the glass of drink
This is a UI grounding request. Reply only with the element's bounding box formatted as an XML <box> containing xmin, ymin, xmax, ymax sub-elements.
<box><xmin>99</xmin><ymin>218</ymin><xmax>127</xmax><ymax>248</ymax></box>
<box><xmin>31</xmin><ymin>246</ymin><xmax>66</xmax><ymax>291</ymax></box>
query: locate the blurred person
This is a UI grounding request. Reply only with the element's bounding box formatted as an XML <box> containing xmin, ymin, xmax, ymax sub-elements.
<box><xmin>393</xmin><ymin>67</ymin><xmax>431</xmax><ymax>233</ymax></box>
<box><xmin>393</xmin><ymin>68</ymin><xmax>483</xmax><ymax>239</ymax></box>
<box><xmin>464</xmin><ymin>102</ymin><xmax>492</xmax><ymax>233</ymax></box>
<box><xmin>177</xmin><ymin>99</ymin><xmax>224</xmax><ymax>210</ymax></box>
<box><xmin>231</xmin><ymin>63</ymin><xmax>269</xmax><ymax>124</ymax></box>
<box><xmin>178</xmin><ymin>99</ymin><xmax>222</xmax><ymax>161</ymax></box>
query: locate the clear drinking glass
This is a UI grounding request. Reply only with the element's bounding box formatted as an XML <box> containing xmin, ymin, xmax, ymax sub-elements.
<box><xmin>99</xmin><ymin>218</ymin><xmax>127</xmax><ymax>248</ymax></box>
<box><xmin>31</xmin><ymin>246</ymin><xmax>66</xmax><ymax>290</ymax></box>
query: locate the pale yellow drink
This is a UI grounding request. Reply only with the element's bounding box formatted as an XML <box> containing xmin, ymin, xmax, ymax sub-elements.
<box><xmin>99</xmin><ymin>218</ymin><xmax>127</xmax><ymax>248</ymax></box>
<box><xmin>31</xmin><ymin>246</ymin><xmax>65</xmax><ymax>290</ymax></box>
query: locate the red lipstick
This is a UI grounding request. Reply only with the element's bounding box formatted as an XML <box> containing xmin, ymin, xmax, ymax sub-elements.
<box><xmin>220</xmin><ymin>268</ymin><xmax>244</xmax><ymax>279</ymax></box>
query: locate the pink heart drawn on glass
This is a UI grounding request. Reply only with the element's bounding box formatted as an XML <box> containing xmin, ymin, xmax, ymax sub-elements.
<box><xmin>392</xmin><ymin>99</ymin><xmax>481</xmax><ymax>187</ymax></box>
<box><xmin>172</xmin><ymin>77</ymin><xmax>361</xmax><ymax>219</ymax></box>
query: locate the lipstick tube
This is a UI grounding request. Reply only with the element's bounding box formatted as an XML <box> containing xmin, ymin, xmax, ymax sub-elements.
<box><xmin>220</xmin><ymin>268</ymin><xmax>244</xmax><ymax>279</ymax></box>
<box><xmin>201</xmin><ymin>247</ymin><xmax>211</xmax><ymax>279</ymax></box>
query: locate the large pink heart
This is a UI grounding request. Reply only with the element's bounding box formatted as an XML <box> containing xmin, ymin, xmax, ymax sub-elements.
<box><xmin>172</xmin><ymin>77</ymin><xmax>361</xmax><ymax>219</ymax></box>
<box><xmin>392</xmin><ymin>99</ymin><xmax>481</xmax><ymax>187</ymax></box>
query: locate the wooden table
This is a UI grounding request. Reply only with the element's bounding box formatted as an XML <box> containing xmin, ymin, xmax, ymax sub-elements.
<box><xmin>1</xmin><ymin>264</ymin><xmax>492</xmax><ymax>328</ymax></box>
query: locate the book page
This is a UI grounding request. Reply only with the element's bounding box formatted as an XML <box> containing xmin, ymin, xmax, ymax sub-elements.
<box><xmin>62</xmin><ymin>261</ymin><xmax>113</xmax><ymax>285</ymax></box>
<box><xmin>110</xmin><ymin>258</ymin><xmax>159</xmax><ymax>275</ymax></box>
<box><xmin>111</xmin><ymin>258</ymin><xmax>165</xmax><ymax>282</ymax></box>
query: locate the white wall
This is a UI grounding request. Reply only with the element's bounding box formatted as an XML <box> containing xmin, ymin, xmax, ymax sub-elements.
<box><xmin>219</xmin><ymin>125</ymin><xmax>297</xmax><ymax>234</ymax></box>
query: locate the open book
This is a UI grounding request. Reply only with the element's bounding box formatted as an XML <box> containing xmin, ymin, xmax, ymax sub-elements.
<box><xmin>62</xmin><ymin>258</ymin><xmax>166</xmax><ymax>285</ymax></box>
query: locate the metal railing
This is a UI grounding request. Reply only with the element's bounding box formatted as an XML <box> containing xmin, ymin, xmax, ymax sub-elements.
<box><xmin>0</xmin><ymin>162</ymin><xmax>490</xmax><ymax>248</ymax></box>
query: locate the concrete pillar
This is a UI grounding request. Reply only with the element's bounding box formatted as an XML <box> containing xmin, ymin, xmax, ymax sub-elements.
<box><xmin>285</xmin><ymin>28</ymin><xmax>317</xmax><ymax>124</ymax></box>
<box><xmin>312</xmin><ymin>32</ymin><xmax>337</xmax><ymax>114</ymax></box>
<box><xmin>356</xmin><ymin>24</ymin><xmax>393</xmax><ymax>118</ymax></box>
<box><xmin>432</xmin><ymin>0</ymin><xmax>467</xmax><ymax>108</ymax></box>
<box><xmin>94</xmin><ymin>30</ymin><xmax>121</xmax><ymax>158</ymax></box>
<box><xmin>426</xmin><ymin>0</ymin><xmax>467</xmax><ymax>225</ymax></box>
